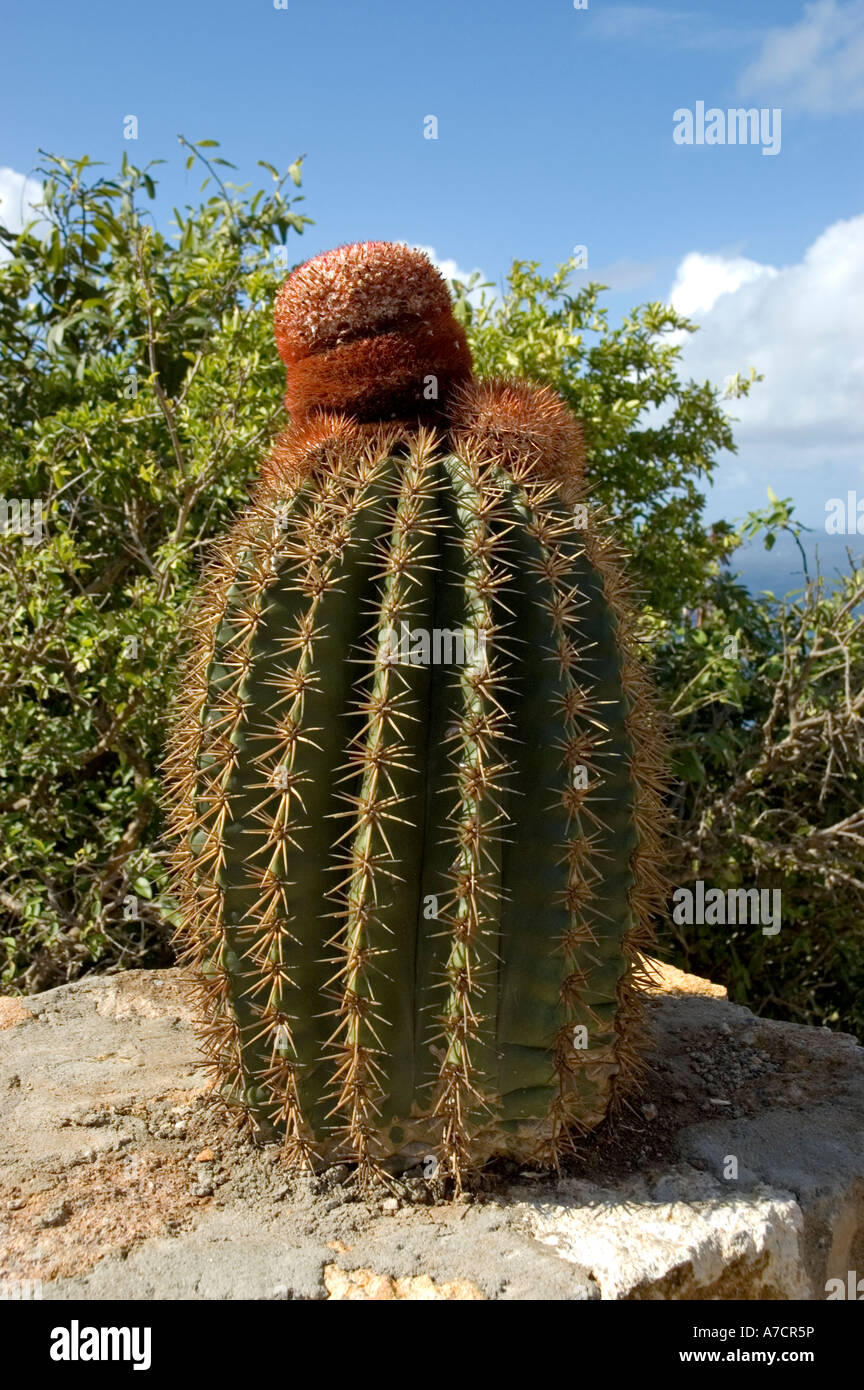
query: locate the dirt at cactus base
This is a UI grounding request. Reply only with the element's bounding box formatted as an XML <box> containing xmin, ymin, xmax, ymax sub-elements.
<box><xmin>1</xmin><ymin>962</ymin><xmax>863</xmax><ymax>1300</ymax></box>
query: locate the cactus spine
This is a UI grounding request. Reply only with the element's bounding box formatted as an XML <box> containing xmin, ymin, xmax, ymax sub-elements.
<box><xmin>164</xmin><ymin>244</ymin><xmax>667</xmax><ymax>1184</ymax></box>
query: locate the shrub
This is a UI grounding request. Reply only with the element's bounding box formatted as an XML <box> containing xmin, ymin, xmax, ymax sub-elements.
<box><xmin>1</xmin><ymin>142</ymin><xmax>861</xmax><ymax>1035</ymax></box>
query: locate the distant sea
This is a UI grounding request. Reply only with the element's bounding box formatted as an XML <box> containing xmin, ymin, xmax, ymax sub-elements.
<box><xmin>728</xmin><ymin>529</ymin><xmax>863</xmax><ymax>600</ymax></box>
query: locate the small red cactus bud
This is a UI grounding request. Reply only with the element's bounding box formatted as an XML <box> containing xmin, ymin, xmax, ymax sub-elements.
<box><xmin>449</xmin><ymin>378</ymin><xmax>586</xmax><ymax>500</ymax></box>
<box><xmin>274</xmin><ymin>241</ymin><xmax>473</xmax><ymax>425</ymax></box>
<box><xmin>259</xmin><ymin>411</ymin><xmax>367</xmax><ymax>492</ymax></box>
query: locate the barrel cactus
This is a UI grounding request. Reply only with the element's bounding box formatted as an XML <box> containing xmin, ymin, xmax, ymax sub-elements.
<box><xmin>164</xmin><ymin>241</ymin><xmax>667</xmax><ymax>1185</ymax></box>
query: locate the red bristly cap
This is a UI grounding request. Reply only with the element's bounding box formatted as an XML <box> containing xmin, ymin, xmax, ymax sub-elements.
<box><xmin>273</xmin><ymin>241</ymin><xmax>473</xmax><ymax>424</ymax></box>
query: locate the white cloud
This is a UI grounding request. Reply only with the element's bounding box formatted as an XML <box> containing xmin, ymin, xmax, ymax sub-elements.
<box><xmin>0</xmin><ymin>166</ymin><xmax>43</xmax><ymax>235</ymax></box>
<box><xmin>589</xmin><ymin>258</ymin><xmax>658</xmax><ymax>294</ymax></box>
<box><xmin>668</xmin><ymin>215</ymin><xmax>864</xmax><ymax>483</ymax></box>
<box><xmin>739</xmin><ymin>0</ymin><xmax>864</xmax><ymax>113</ymax></box>
<box><xmin>590</xmin><ymin>5</ymin><xmax>697</xmax><ymax>39</ymax></box>
<box><xmin>409</xmin><ymin>243</ymin><xmax>492</xmax><ymax>307</ymax></box>
<box><xmin>589</xmin><ymin>4</ymin><xmax>753</xmax><ymax>50</ymax></box>
<box><xmin>670</xmin><ymin>252</ymin><xmax>778</xmax><ymax>318</ymax></box>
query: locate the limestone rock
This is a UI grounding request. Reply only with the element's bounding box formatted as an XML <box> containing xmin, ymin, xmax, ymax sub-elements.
<box><xmin>0</xmin><ymin>961</ymin><xmax>861</xmax><ymax>1300</ymax></box>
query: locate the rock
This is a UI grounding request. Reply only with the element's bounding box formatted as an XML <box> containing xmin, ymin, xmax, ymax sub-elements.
<box><xmin>0</xmin><ymin>961</ymin><xmax>861</xmax><ymax>1300</ymax></box>
<box><xmin>35</xmin><ymin>1201</ymin><xmax>72</xmax><ymax>1230</ymax></box>
<box><xmin>322</xmin><ymin>1265</ymin><xmax>485</xmax><ymax>1300</ymax></box>
<box><xmin>0</xmin><ymin>998</ymin><xmax>34</xmax><ymax>1030</ymax></box>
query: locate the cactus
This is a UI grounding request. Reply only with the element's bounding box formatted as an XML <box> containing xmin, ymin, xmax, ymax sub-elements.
<box><xmin>164</xmin><ymin>242</ymin><xmax>668</xmax><ymax>1184</ymax></box>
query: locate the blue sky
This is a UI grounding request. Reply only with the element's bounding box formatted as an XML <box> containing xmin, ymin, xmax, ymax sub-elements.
<box><xmin>1</xmin><ymin>0</ymin><xmax>863</xmax><ymax>576</ymax></box>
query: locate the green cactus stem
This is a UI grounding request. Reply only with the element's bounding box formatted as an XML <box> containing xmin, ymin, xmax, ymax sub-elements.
<box><xmin>163</xmin><ymin>243</ymin><xmax>668</xmax><ymax>1185</ymax></box>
